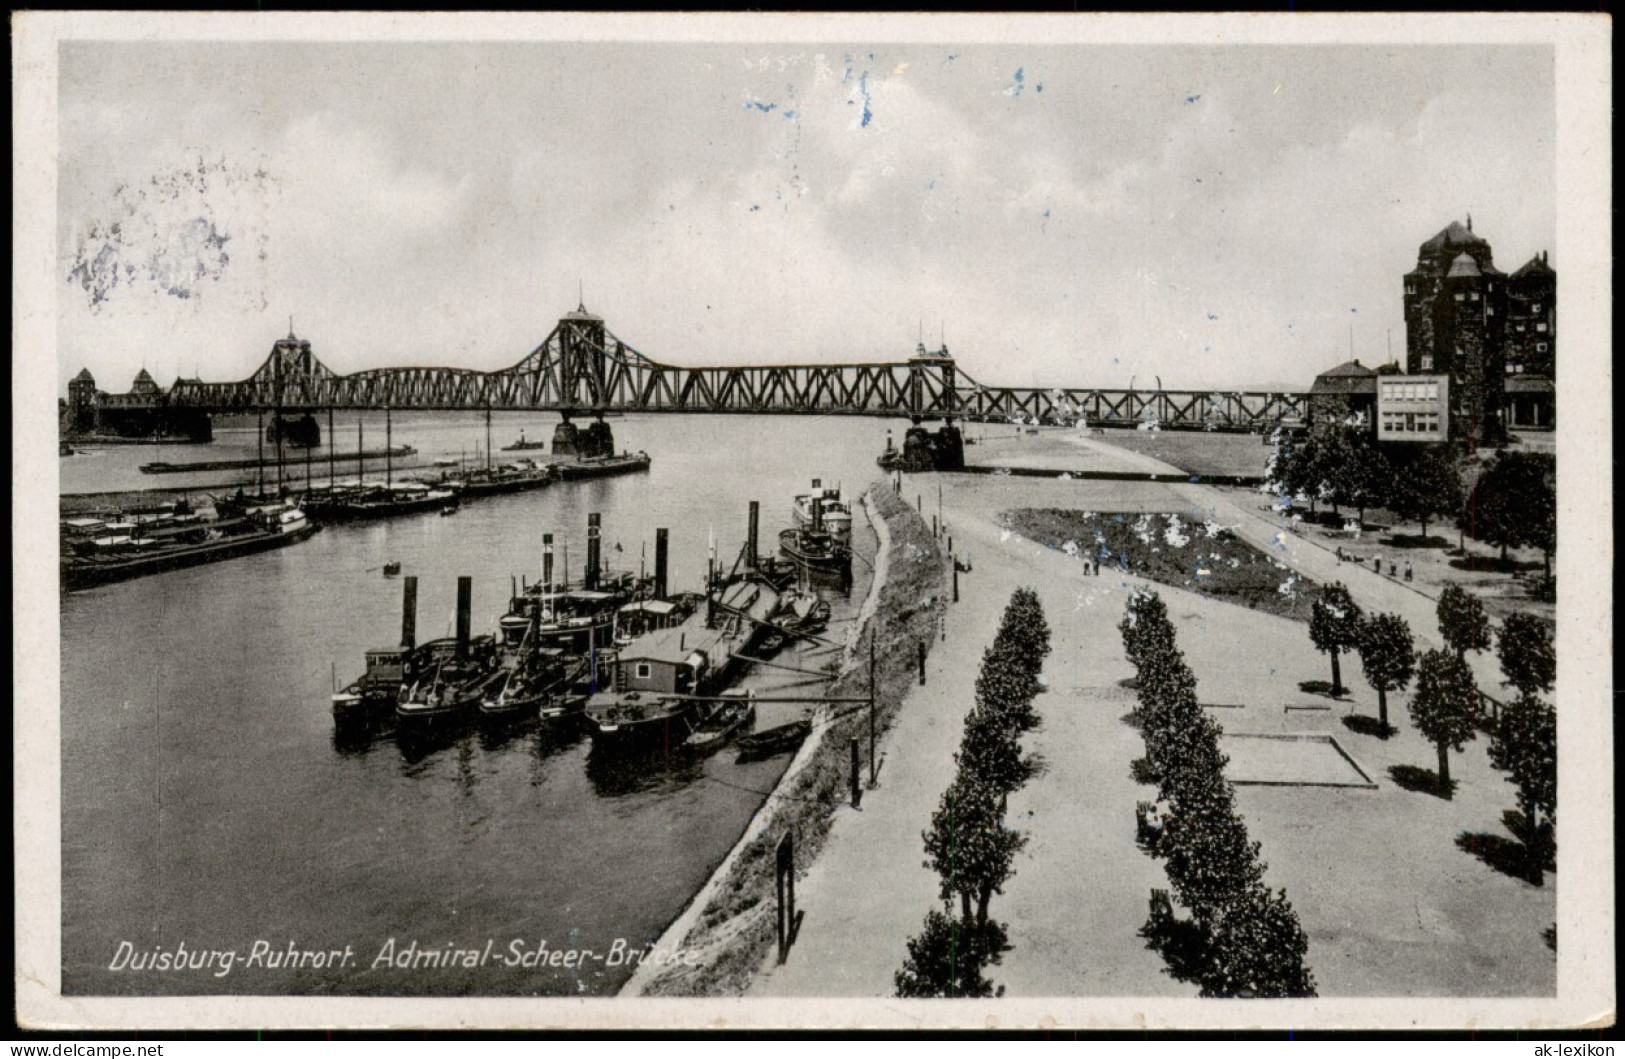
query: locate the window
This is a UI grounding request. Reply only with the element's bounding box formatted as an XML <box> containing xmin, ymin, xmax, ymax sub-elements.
<box><xmin>1405</xmin><ymin>413</ymin><xmax>1416</xmax><ymax>432</ymax></box>
<box><xmin>1406</xmin><ymin>285</ymin><xmax>1416</xmax><ymax>295</ymax></box>
<box><xmin>1470</xmin><ymin>292</ymin><xmax>1480</xmax><ymax>302</ymax></box>
<box><xmin>1421</xmin><ymin>355</ymin><xmax>1434</xmax><ymax>370</ymax></box>
<box><xmin>1536</xmin><ymin>342</ymin><xmax>1548</xmax><ymax>352</ymax></box>
<box><xmin>1536</xmin><ymin>322</ymin><xmax>1548</xmax><ymax>333</ymax></box>
<box><xmin>634</xmin><ymin>663</ymin><xmax>651</xmax><ymax>679</ymax></box>
<box><xmin>1533</xmin><ymin>303</ymin><xmax>1542</xmax><ymax>313</ymax></box>
<box><xmin>1454</xmin><ymin>293</ymin><xmax>1466</xmax><ymax>302</ymax></box>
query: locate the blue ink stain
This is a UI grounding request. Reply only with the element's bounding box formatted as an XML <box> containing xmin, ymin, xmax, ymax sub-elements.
<box><xmin>857</xmin><ymin>72</ymin><xmax>873</xmax><ymax>127</ymax></box>
<box><xmin>782</xmin><ymin>109</ymin><xmax>797</xmax><ymax>120</ymax></box>
<box><xmin>744</xmin><ymin>101</ymin><xmax>777</xmax><ymax>114</ymax></box>
<box><xmin>947</xmin><ymin>53</ymin><xmax>957</xmax><ymax>61</ymax></box>
<box><xmin>1207</xmin><ymin>312</ymin><xmax>1218</xmax><ymax>321</ymax></box>
<box><xmin>1007</xmin><ymin>68</ymin><xmax>1026</xmax><ymax>97</ymax></box>
<box><xmin>749</xmin><ymin>204</ymin><xmax>760</xmax><ymax>212</ymax></box>
<box><xmin>1043</xmin><ymin>208</ymin><xmax>1051</xmax><ymax>219</ymax></box>
<box><xmin>1036</xmin><ymin>84</ymin><xmax>1043</xmax><ymax>93</ymax></box>
<box><xmin>1185</xmin><ymin>93</ymin><xmax>1202</xmax><ymax>104</ymax></box>
<box><xmin>927</xmin><ymin>179</ymin><xmax>937</xmax><ymax>190</ymax></box>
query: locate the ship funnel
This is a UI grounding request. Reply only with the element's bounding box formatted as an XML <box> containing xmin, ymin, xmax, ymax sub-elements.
<box><xmin>455</xmin><ymin>576</ymin><xmax>472</xmax><ymax>659</ymax></box>
<box><xmin>586</xmin><ymin>513</ymin><xmax>602</xmax><ymax>591</ymax></box>
<box><xmin>400</xmin><ymin>576</ymin><xmax>418</xmax><ymax>649</ymax></box>
<box><xmin>542</xmin><ymin>533</ymin><xmax>554</xmax><ymax>588</ymax></box>
<box><xmin>655</xmin><ymin>528</ymin><xmax>669</xmax><ymax>601</ymax></box>
<box><xmin>747</xmin><ymin>501</ymin><xmax>760</xmax><ymax>571</ymax></box>
<box><xmin>812</xmin><ymin>496</ymin><xmax>824</xmax><ymax>532</ymax></box>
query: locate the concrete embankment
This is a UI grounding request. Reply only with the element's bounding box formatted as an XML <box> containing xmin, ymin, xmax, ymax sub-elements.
<box><xmin>625</xmin><ymin>481</ymin><xmax>946</xmax><ymax>997</ymax></box>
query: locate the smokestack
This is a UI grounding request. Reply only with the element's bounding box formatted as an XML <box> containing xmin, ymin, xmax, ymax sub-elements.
<box><xmin>654</xmin><ymin>528</ymin><xmax>669</xmax><ymax>601</ymax></box>
<box><xmin>455</xmin><ymin>576</ymin><xmax>472</xmax><ymax>659</ymax></box>
<box><xmin>542</xmin><ymin>533</ymin><xmax>554</xmax><ymax>588</ymax></box>
<box><xmin>400</xmin><ymin>576</ymin><xmax>418</xmax><ymax>649</ymax></box>
<box><xmin>812</xmin><ymin>496</ymin><xmax>824</xmax><ymax>532</ymax></box>
<box><xmin>747</xmin><ymin>501</ymin><xmax>760</xmax><ymax>570</ymax></box>
<box><xmin>586</xmin><ymin>513</ymin><xmax>602</xmax><ymax>591</ymax></box>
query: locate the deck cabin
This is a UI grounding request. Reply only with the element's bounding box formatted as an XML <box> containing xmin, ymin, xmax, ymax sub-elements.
<box><xmin>610</xmin><ymin>613</ymin><xmax>732</xmax><ymax>697</ymax></box>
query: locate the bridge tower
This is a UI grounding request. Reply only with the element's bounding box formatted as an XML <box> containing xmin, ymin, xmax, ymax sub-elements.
<box><xmin>67</xmin><ymin>367</ymin><xmax>99</xmax><ymax>434</ymax></box>
<box><xmin>553</xmin><ymin>302</ymin><xmax>615</xmax><ymax>456</ymax></box>
<box><xmin>907</xmin><ymin>341</ymin><xmax>959</xmax><ymax>420</ymax></box>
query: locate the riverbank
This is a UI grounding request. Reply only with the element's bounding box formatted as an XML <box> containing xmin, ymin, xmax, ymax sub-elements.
<box><xmin>628</xmin><ymin>481</ymin><xmax>946</xmax><ymax>996</ymax></box>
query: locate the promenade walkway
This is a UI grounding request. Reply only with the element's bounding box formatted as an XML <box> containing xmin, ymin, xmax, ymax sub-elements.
<box><xmin>750</xmin><ymin>436</ymin><xmax>1554</xmax><ymax>1001</ymax></box>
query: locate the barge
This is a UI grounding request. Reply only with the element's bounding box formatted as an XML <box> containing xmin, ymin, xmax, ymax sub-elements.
<box><xmin>61</xmin><ymin>502</ymin><xmax>317</xmax><ymax>591</ymax></box>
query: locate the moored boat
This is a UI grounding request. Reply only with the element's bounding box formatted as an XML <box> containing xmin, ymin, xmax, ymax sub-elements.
<box><xmin>61</xmin><ymin>501</ymin><xmax>318</xmax><ymax>590</ymax></box>
<box><xmin>778</xmin><ymin>525</ymin><xmax>850</xmax><ymax>576</ymax></box>
<box><xmin>792</xmin><ymin>479</ymin><xmax>852</xmax><ymax>541</ymax></box>
<box><xmin>555</xmin><ymin>451</ymin><xmax>652</xmax><ymax>481</ymax></box>
<box><xmin>685</xmin><ymin>690</ymin><xmax>755</xmax><ymax>751</ymax></box>
<box><xmin>735</xmin><ymin>718</ymin><xmax>813</xmax><ymax>762</ymax></box>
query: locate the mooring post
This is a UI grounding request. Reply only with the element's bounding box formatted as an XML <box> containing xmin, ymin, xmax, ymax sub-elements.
<box><xmin>849</xmin><ymin>738</ymin><xmax>861</xmax><ymax>808</ymax></box>
<box><xmin>953</xmin><ymin>561</ymin><xmax>960</xmax><ymax>603</ymax></box>
<box><xmin>918</xmin><ymin>641</ymin><xmax>926</xmax><ymax>685</ymax></box>
<box><xmin>947</xmin><ymin>535</ymin><xmax>953</xmax><ymax>555</ymax></box>
<box><xmin>917</xmin><ymin>494</ymin><xmax>922</xmax><ymax>513</ymax></box>
<box><xmin>775</xmin><ymin>832</ymin><xmax>794</xmax><ymax>964</ymax></box>
<box><xmin>868</xmin><ymin>637</ymin><xmax>877</xmax><ymax>787</ymax></box>
<box><xmin>932</xmin><ymin>514</ymin><xmax>938</xmax><ymax>539</ymax></box>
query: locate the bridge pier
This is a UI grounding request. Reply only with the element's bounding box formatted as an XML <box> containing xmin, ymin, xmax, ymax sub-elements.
<box><xmin>881</xmin><ymin>417</ymin><xmax>964</xmax><ymax>473</ymax></box>
<box><xmin>552</xmin><ymin>412</ymin><xmax>615</xmax><ymax>459</ymax></box>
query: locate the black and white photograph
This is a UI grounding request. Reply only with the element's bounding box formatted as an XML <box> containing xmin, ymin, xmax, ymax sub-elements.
<box><xmin>13</xmin><ymin>12</ymin><xmax>1612</xmax><ymax>1032</ymax></box>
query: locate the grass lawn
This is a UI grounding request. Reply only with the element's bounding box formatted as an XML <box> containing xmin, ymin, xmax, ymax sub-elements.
<box><xmin>1001</xmin><ymin>507</ymin><xmax>1320</xmax><ymax>623</ymax></box>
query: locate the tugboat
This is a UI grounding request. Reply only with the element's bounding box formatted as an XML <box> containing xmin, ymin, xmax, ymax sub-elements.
<box><xmin>395</xmin><ymin>577</ymin><xmax>498</xmax><ymax>728</ymax></box>
<box><xmin>792</xmin><ymin>479</ymin><xmax>852</xmax><ymax>543</ymax></box>
<box><xmin>332</xmin><ymin>646</ymin><xmax>408</xmax><ymax>725</ymax></box>
<box><xmin>501</xmin><ymin>431</ymin><xmax>549</xmax><ymax>453</ymax></box>
<box><xmin>333</xmin><ymin>575</ymin><xmax>419</xmax><ymax>725</ymax></box>
<box><xmin>779</xmin><ymin>493</ymin><xmax>851</xmax><ymax>578</ymax></box>
<box><xmin>478</xmin><ymin>581</ymin><xmax>593</xmax><ymax>723</ymax></box>
<box><xmin>778</xmin><ymin>523</ymin><xmax>850</xmax><ymax>577</ymax></box>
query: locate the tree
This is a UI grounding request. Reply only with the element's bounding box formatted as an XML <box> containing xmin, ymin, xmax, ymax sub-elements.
<box><xmin>922</xmin><ymin>772</ymin><xmax>1026</xmax><ymax>928</ymax></box>
<box><xmin>1409</xmin><ymin>649</ymin><xmax>1479</xmax><ymax>794</ymax></box>
<box><xmin>1309</xmin><ymin>583</ymin><xmax>1364</xmax><ymax>696</ymax></box>
<box><xmin>1497</xmin><ymin>612</ymin><xmax>1556</xmax><ymax>697</ymax></box>
<box><xmin>894</xmin><ymin>903</ymin><xmax>1006</xmax><ymax>998</ymax></box>
<box><xmin>1201</xmin><ymin>884</ymin><xmax>1318</xmax><ymax>998</ymax></box>
<box><xmin>1160</xmin><ymin>780</ymin><xmax>1265</xmax><ymax>925</ymax></box>
<box><xmin>1335</xmin><ymin>432</ymin><xmax>1392</xmax><ymax>526</ymax></box>
<box><xmin>1487</xmin><ymin>692</ymin><xmax>1557</xmax><ymax>869</ymax></box>
<box><xmin>998</xmin><ymin>587</ymin><xmax>1051</xmax><ymax>664</ymax></box>
<box><xmin>1463</xmin><ymin>451</ymin><xmax>1556</xmax><ymax>562</ymax></box>
<box><xmin>1436</xmin><ymin>584</ymin><xmax>1492</xmax><ymax>662</ymax></box>
<box><xmin>1120</xmin><ymin>590</ymin><xmax>1176</xmax><ymax>674</ymax></box>
<box><xmin>974</xmin><ymin>639</ymin><xmax>1039</xmax><ymax>732</ymax></box>
<box><xmin>957</xmin><ymin>703</ymin><xmax>1031</xmax><ymax>797</ymax></box>
<box><xmin>1388</xmin><ymin>445</ymin><xmax>1465</xmax><ymax>540</ymax></box>
<box><xmin>1357</xmin><ymin>613</ymin><xmax>1416</xmax><ymax>731</ymax></box>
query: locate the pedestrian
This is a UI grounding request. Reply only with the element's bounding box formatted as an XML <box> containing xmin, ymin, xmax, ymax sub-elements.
<box><xmin>1336</xmin><ymin>545</ymin><xmax>1344</xmax><ymax>563</ymax></box>
<box><xmin>1404</xmin><ymin>562</ymin><xmax>1413</xmax><ymax>582</ymax></box>
<box><xmin>1390</xmin><ymin>560</ymin><xmax>1399</xmax><ymax>577</ymax></box>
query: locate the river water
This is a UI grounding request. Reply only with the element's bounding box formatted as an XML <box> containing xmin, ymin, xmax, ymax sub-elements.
<box><xmin>60</xmin><ymin>412</ymin><xmax>901</xmax><ymax>995</ymax></box>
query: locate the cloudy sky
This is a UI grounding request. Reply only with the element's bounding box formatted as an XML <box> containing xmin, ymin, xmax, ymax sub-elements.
<box><xmin>56</xmin><ymin>40</ymin><xmax>1555</xmax><ymax>394</ymax></box>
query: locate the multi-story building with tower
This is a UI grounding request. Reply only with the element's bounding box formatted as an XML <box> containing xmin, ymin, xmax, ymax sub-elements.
<box><xmin>1402</xmin><ymin>217</ymin><xmax>1555</xmax><ymax>443</ymax></box>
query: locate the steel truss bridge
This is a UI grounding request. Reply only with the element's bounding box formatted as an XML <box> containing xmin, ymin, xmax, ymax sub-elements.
<box><xmin>158</xmin><ymin>308</ymin><xmax>1309</xmax><ymax>429</ymax></box>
